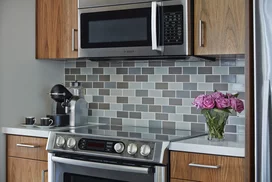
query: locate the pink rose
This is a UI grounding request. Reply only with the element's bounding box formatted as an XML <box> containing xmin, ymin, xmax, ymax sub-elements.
<box><xmin>226</xmin><ymin>93</ymin><xmax>235</xmax><ymax>98</ymax></box>
<box><xmin>230</xmin><ymin>98</ymin><xmax>244</xmax><ymax>113</ymax></box>
<box><xmin>192</xmin><ymin>94</ymin><xmax>205</xmax><ymax>109</ymax></box>
<box><xmin>215</xmin><ymin>98</ymin><xmax>230</xmax><ymax>109</ymax></box>
<box><xmin>202</xmin><ymin>95</ymin><xmax>216</xmax><ymax>109</ymax></box>
<box><xmin>211</xmin><ymin>92</ymin><xmax>225</xmax><ymax>99</ymax></box>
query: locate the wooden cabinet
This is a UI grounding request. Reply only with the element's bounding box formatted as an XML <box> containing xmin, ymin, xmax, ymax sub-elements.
<box><xmin>170</xmin><ymin>151</ymin><xmax>244</xmax><ymax>182</ymax></box>
<box><xmin>194</xmin><ymin>0</ymin><xmax>245</xmax><ymax>55</ymax></box>
<box><xmin>6</xmin><ymin>135</ymin><xmax>48</xmax><ymax>182</ymax></box>
<box><xmin>36</xmin><ymin>0</ymin><xmax>78</xmax><ymax>59</ymax></box>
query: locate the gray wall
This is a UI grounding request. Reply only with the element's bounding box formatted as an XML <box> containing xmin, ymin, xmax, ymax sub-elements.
<box><xmin>0</xmin><ymin>0</ymin><xmax>64</xmax><ymax>181</ymax></box>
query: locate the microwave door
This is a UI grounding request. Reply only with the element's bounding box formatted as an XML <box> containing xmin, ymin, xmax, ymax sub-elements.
<box><xmin>78</xmin><ymin>3</ymin><xmax>162</xmax><ymax>59</ymax></box>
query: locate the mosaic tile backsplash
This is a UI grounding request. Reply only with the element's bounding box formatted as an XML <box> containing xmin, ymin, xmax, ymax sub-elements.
<box><xmin>64</xmin><ymin>57</ymin><xmax>245</xmax><ymax>135</ymax></box>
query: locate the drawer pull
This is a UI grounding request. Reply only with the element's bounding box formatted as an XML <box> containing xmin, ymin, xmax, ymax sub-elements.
<box><xmin>16</xmin><ymin>143</ymin><xmax>40</xmax><ymax>148</ymax></box>
<box><xmin>189</xmin><ymin>163</ymin><xmax>221</xmax><ymax>169</ymax></box>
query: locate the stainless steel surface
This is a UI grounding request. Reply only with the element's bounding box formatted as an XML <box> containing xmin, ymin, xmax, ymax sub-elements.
<box><xmin>188</xmin><ymin>163</ymin><xmax>221</xmax><ymax>169</ymax></box>
<box><xmin>151</xmin><ymin>1</ymin><xmax>163</xmax><ymax>52</ymax></box>
<box><xmin>154</xmin><ymin>166</ymin><xmax>167</xmax><ymax>182</ymax></box>
<box><xmin>42</xmin><ymin>170</ymin><xmax>48</xmax><ymax>182</ymax></box>
<box><xmin>72</xmin><ymin>29</ymin><xmax>77</xmax><ymax>51</ymax></box>
<box><xmin>140</xmin><ymin>144</ymin><xmax>151</xmax><ymax>156</ymax></box>
<box><xmin>51</xmin><ymin>156</ymin><xmax>151</xmax><ymax>174</ymax></box>
<box><xmin>127</xmin><ymin>143</ymin><xmax>138</xmax><ymax>155</ymax></box>
<box><xmin>16</xmin><ymin>143</ymin><xmax>40</xmax><ymax>148</ymax></box>
<box><xmin>68</xmin><ymin>97</ymin><xmax>88</xmax><ymax>127</ymax></box>
<box><xmin>67</xmin><ymin>138</ymin><xmax>76</xmax><ymax>149</ymax></box>
<box><xmin>199</xmin><ymin>20</ymin><xmax>204</xmax><ymax>47</ymax></box>
<box><xmin>56</xmin><ymin>136</ymin><xmax>66</xmax><ymax>147</ymax></box>
<box><xmin>114</xmin><ymin>142</ymin><xmax>125</xmax><ymax>153</ymax></box>
<box><xmin>78</xmin><ymin>0</ymin><xmax>161</xmax><ymax>8</ymax></box>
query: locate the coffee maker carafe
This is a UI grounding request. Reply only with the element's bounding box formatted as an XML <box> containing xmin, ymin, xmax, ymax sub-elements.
<box><xmin>49</xmin><ymin>83</ymin><xmax>88</xmax><ymax>127</ymax></box>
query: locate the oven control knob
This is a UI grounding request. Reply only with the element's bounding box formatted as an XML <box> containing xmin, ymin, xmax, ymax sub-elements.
<box><xmin>56</xmin><ymin>136</ymin><xmax>65</xmax><ymax>147</ymax></box>
<box><xmin>114</xmin><ymin>143</ymin><xmax>125</xmax><ymax>153</ymax></box>
<box><xmin>67</xmin><ymin>138</ymin><xmax>77</xmax><ymax>149</ymax></box>
<box><xmin>140</xmin><ymin>145</ymin><xmax>151</xmax><ymax>157</ymax></box>
<box><xmin>127</xmin><ymin>143</ymin><xmax>138</xmax><ymax>155</ymax></box>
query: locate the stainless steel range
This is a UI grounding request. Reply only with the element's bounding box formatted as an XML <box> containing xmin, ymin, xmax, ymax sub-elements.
<box><xmin>46</xmin><ymin>124</ymin><xmax>205</xmax><ymax>182</ymax></box>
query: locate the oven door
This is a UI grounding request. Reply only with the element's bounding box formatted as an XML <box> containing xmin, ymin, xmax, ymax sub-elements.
<box><xmin>78</xmin><ymin>2</ymin><xmax>163</xmax><ymax>58</ymax></box>
<box><xmin>48</xmin><ymin>153</ymin><xmax>167</xmax><ymax>182</ymax></box>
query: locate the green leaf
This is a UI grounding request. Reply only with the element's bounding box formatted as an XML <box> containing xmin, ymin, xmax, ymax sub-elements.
<box><xmin>213</xmin><ymin>108</ymin><xmax>232</xmax><ymax>114</ymax></box>
<box><xmin>201</xmin><ymin>109</ymin><xmax>209</xmax><ymax>115</ymax></box>
<box><xmin>233</xmin><ymin>93</ymin><xmax>239</xmax><ymax>98</ymax></box>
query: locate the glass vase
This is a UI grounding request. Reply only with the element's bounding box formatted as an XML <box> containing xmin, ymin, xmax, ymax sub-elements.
<box><xmin>202</xmin><ymin>109</ymin><xmax>229</xmax><ymax>141</ymax></box>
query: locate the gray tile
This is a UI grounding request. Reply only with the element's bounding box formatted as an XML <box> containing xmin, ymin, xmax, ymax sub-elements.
<box><xmin>191</xmin><ymin>123</ymin><xmax>205</xmax><ymax>131</ymax></box>
<box><xmin>104</xmin><ymin>68</ymin><xmax>116</xmax><ymax>75</ymax></box>
<box><xmin>105</xmin><ymin>82</ymin><xmax>116</xmax><ymax>88</ymax></box>
<box><xmin>98</xmin><ymin>62</ymin><xmax>110</xmax><ymax>67</ymax></box>
<box><xmin>198</xmin><ymin>67</ymin><xmax>212</xmax><ymax>74</ymax></box>
<box><xmin>136</xmin><ymin>90</ymin><xmax>148</xmax><ymax>97</ymax></box>
<box><xmin>117</xmin><ymin>111</ymin><xmax>129</xmax><ymax>118</ymax></box>
<box><xmin>154</xmin><ymin>68</ymin><xmax>168</xmax><ymax>74</ymax></box>
<box><xmin>130</xmin><ymin>112</ymin><xmax>142</xmax><ymax>119</ymax></box>
<box><xmin>136</xmin><ymin>75</ymin><xmax>148</xmax><ymax>82</ymax></box>
<box><xmin>225</xmin><ymin>125</ymin><xmax>237</xmax><ymax>133</ymax></box>
<box><xmin>206</xmin><ymin>75</ymin><xmax>220</xmax><ymax>82</ymax></box>
<box><xmin>229</xmin><ymin>67</ymin><xmax>245</xmax><ymax>74</ymax></box>
<box><xmin>169</xmin><ymin>99</ymin><xmax>183</xmax><ymax>106</ymax></box>
<box><xmin>183</xmin><ymin>115</ymin><xmax>197</xmax><ymax>122</ymax></box>
<box><xmin>123</xmin><ymin>75</ymin><xmax>135</xmax><ymax>82</ymax></box>
<box><xmin>65</xmin><ymin>68</ymin><xmax>70</xmax><ymax>74</ymax></box>
<box><xmin>183</xmin><ymin>67</ymin><xmax>197</xmax><ymax>74</ymax></box>
<box><xmin>149</xmin><ymin>61</ymin><xmax>162</xmax><ymax>67</ymax></box>
<box><xmin>142</xmin><ymin>98</ymin><xmax>154</xmax><ymax>104</ymax></box>
<box><xmin>221</xmin><ymin>58</ymin><xmax>236</xmax><ymax>66</ymax></box>
<box><xmin>224</xmin><ymin>134</ymin><xmax>237</xmax><ymax>141</ymax></box>
<box><xmin>162</xmin><ymin>106</ymin><xmax>176</xmax><ymax>113</ymax></box>
<box><xmin>221</xmin><ymin>75</ymin><xmax>237</xmax><ymax>83</ymax></box>
<box><xmin>176</xmin><ymin>91</ymin><xmax>190</xmax><ymax>98</ymax></box>
<box><xmin>117</xmin><ymin>131</ymin><xmax>129</xmax><ymax>137</ymax></box>
<box><xmin>88</xmin><ymin>110</ymin><xmax>92</xmax><ymax>116</ymax></box>
<box><xmin>89</xmin><ymin>103</ymin><xmax>98</xmax><ymax>109</ymax></box>
<box><xmin>117</xmin><ymin>68</ymin><xmax>128</xmax><ymax>74</ymax></box>
<box><xmin>163</xmin><ymin>121</ymin><xmax>175</xmax><ymax>129</ymax></box>
<box><xmin>99</xmin><ymin>75</ymin><xmax>110</xmax><ymax>81</ymax></box>
<box><xmin>156</xmin><ymin>135</ymin><xmax>169</xmax><ymax>140</ymax></box>
<box><xmin>82</xmin><ymin>82</ymin><xmax>92</xmax><ymax>88</ymax></box>
<box><xmin>88</xmin><ymin>75</ymin><xmax>99</xmax><ymax>81</ymax></box>
<box><xmin>76</xmin><ymin>75</ymin><xmax>86</xmax><ymax>81</ymax></box>
<box><xmin>76</xmin><ymin>62</ymin><xmax>86</xmax><ymax>68</ymax></box>
<box><xmin>176</xmin><ymin>75</ymin><xmax>190</xmax><ymax>82</ymax></box>
<box><xmin>99</xmin><ymin>103</ymin><xmax>110</xmax><ymax>110</ymax></box>
<box><xmin>198</xmin><ymin>115</ymin><xmax>206</xmax><ymax>123</ymax></box>
<box><xmin>205</xmin><ymin>61</ymin><xmax>219</xmax><ymax>66</ymax></box>
<box><xmin>214</xmin><ymin>83</ymin><xmax>228</xmax><ymax>91</ymax></box>
<box><xmin>65</xmin><ymin>75</ymin><xmax>75</xmax><ymax>81</ymax></box>
<box><xmin>156</xmin><ymin>83</ymin><xmax>168</xmax><ymax>90</ymax></box>
<box><xmin>71</xmin><ymin>68</ymin><xmax>80</xmax><ymax>74</ymax></box>
<box><xmin>110</xmin><ymin>62</ymin><xmax>122</xmax><ymax>67</ymax></box>
<box><xmin>149</xmin><ymin>105</ymin><xmax>162</xmax><ymax>112</ymax></box>
<box><xmin>93</xmin><ymin>96</ymin><xmax>104</xmax><ymax>103</ymax></box>
<box><xmin>238</xmin><ymin>92</ymin><xmax>245</xmax><ymax>100</ymax></box>
<box><xmin>123</xmin><ymin>104</ymin><xmax>135</xmax><ymax>111</ymax></box>
<box><xmin>117</xmin><ymin>82</ymin><xmax>129</xmax><ymax>89</ymax></box>
<box><xmin>142</xmin><ymin>68</ymin><xmax>154</xmax><ymax>74</ymax></box>
<box><xmin>191</xmin><ymin>91</ymin><xmax>205</xmax><ymax>98</ymax></box>
<box><xmin>169</xmin><ymin>67</ymin><xmax>182</xmax><ymax>74</ymax></box>
<box><xmin>99</xmin><ymin>89</ymin><xmax>110</xmax><ymax>96</ymax></box>
<box><xmin>65</xmin><ymin>82</ymin><xmax>70</xmax><ymax>87</ymax></box>
<box><xmin>129</xmin><ymin>132</ymin><xmax>142</xmax><ymax>138</ymax></box>
<box><xmin>117</xmin><ymin>97</ymin><xmax>128</xmax><ymax>103</ymax></box>
<box><xmin>156</xmin><ymin>113</ymin><xmax>168</xmax><ymax>120</ymax></box>
<box><xmin>183</xmin><ymin>83</ymin><xmax>197</xmax><ymax>90</ymax></box>
<box><xmin>149</xmin><ymin>120</ymin><xmax>162</xmax><ymax>128</ymax></box>
<box><xmin>162</xmin><ymin>75</ymin><xmax>175</xmax><ymax>82</ymax></box>
<box><xmin>99</xmin><ymin>117</ymin><xmax>110</xmax><ymax>124</ymax></box>
<box><xmin>162</xmin><ymin>61</ymin><xmax>175</xmax><ymax>66</ymax></box>
<box><xmin>163</xmin><ymin>91</ymin><xmax>176</xmax><ymax>98</ymax></box>
<box><xmin>146</xmin><ymin>75</ymin><xmax>161</xmax><ymax>82</ymax></box>
<box><xmin>129</xmin><ymin>68</ymin><xmax>141</xmax><ymax>74</ymax></box>
<box><xmin>123</xmin><ymin>62</ymin><xmax>135</xmax><ymax>67</ymax></box>
<box><xmin>93</xmin><ymin>68</ymin><xmax>103</xmax><ymax>74</ymax></box>
<box><xmin>93</xmin><ymin>82</ymin><xmax>104</xmax><ymax>88</ymax></box>
<box><xmin>191</xmin><ymin>107</ymin><xmax>201</xmax><ymax>114</ymax></box>
<box><xmin>111</xmin><ymin>118</ymin><xmax>122</xmax><ymax>125</ymax></box>
<box><xmin>136</xmin><ymin>105</ymin><xmax>148</xmax><ymax>112</ymax></box>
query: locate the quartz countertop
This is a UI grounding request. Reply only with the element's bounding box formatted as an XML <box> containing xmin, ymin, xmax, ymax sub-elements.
<box><xmin>169</xmin><ymin>134</ymin><xmax>245</xmax><ymax>157</ymax></box>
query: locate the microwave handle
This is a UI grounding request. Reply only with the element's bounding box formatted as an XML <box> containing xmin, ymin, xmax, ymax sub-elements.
<box><xmin>151</xmin><ymin>1</ymin><xmax>163</xmax><ymax>52</ymax></box>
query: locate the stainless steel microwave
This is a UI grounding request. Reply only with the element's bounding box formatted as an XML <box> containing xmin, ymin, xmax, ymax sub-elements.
<box><xmin>78</xmin><ymin>0</ymin><xmax>193</xmax><ymax>59</ymax></box>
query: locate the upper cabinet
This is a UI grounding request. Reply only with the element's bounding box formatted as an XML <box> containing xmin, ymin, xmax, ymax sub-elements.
<box><xmin>36</xmin><ymin>0</ymin><xmax>78</xmax><ymax>59</ymax></box>
<box><xmin>194</xmin><ymin>0</ymin><xmax>245</xmax><ymax>55</ymax></box>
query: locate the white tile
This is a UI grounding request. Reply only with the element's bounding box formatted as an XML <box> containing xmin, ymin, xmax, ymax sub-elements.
<box><xmin>65</xmin><ymin>61</ymin><xmax>76</xmax><ymax>68</ymax></box>
<box><xmin>86</xmin><ymin>89</ymin><xmax>99</xmax><ymax>96</ymax></box>
<box><xmin>236</xmin><ymin>75</ymin><xmax>245</xmax><ymax>84</ymax></box>
<box><xmin>236</xmin><ymin>59</ymin><xmax>245</xmax><ymax>66</ymax></box>
<box><xmin>81</xmin><ymin>68</ymin><xmax>93</xmax><ymax>75</ymax></box>
<box><xmin>213</xmin><ymin>67</ymin><xmax>229</xmax><ymax>74</ymax></box>
<box><xmin>154</xmin><ymin>98</ymin><xmax>169</xmax><ymax>105</ymax></box>
<box><xmin>128</xmin><ymin>97</ymin><xmax>142</xmax><ymax>104</ymax></box>
<box><xmin>84</xmin><ymin>95</ymin><xmax>93</xmax><ymax>103</ymax></box>
<box><xmin>182</xmin><ymin>98</ymin><xmax>194</xmax><ymax>106</ymax></box>
<box><xmin>149</xmin><ymin>90</ymin><xmax>162</xmax><ymax>97</ymax></box>
<box><xmin>111</xmin><ymin>89</ymin><xmax>123</xmax><ymax>96</ymax></box>
<box><xmin>122</xmin><ymin>119</ymin><xmax>136</xmax><ymax>126</ymax></box>
<box><xmin>229</xmin><ymin>83</ymin><xmax>245</xmax><ymax>92</ymax></box>
<box><xmin>198</xmin><ymin>83</ymin><xmax>213</xmax><ymax>91</ymax></box>
<box><xmin>129</xmin><ymin>82</ymin><xmax>142</xmax><ymax>89</ymax></box>
<box><xmin>154</xmin><ymin>67</ymin><xmax>168</xmax><ymax>75</ymax></box>
<box><xmin>142</xmin><ymin>112</ymin><xmax>155</xmax><ymax>120</ymax></box>
<box><xmin>87</xmin><ymin>61</ymin><xmax>98</xmax><ymax>67</ymax></box>
<box><xmin>169</xmin><ymin>114</ymin><xmax>183</xmax><ymax>121</ymax></box>
<box><xmin>104</xmin><ymin>96</ymin><xmax>117</xmax><ymax>103</ymax></box>
<box><xmin>135</xmin><ymin>62</ymin><xmax>148</xmax><ymax>67</ymax></box>
<box><xmin>175</xmin><ymin>61</ymin><xmax>190</xmax><ymax>67</ymax></box>
<box><xmin>169</xmin><ymin>83</ymin><xmax>183</xmax><ymax>90</ymax></box>
<box><xmin>190</xmin><ymin>61</ymin><xmax>205</xmax><ymax>67</ymax></box>
<box><xmin>142</xmin><ymin>83</ymin><xmax>155</xmax><ymax>89</ymax></box>
<box><xmin>191</xmin><ymin>75</ymin><xmax>205</xmax><ymax>83</ymax></box>
<box><xmin>149</xmin><ymin>75</ymin><xmax>162</xmax><ymax>82</ymax></box>
<box><xmin>105</xmin><ymin>110</ymin><xmax>117</xmax><ymax>118</ymax></box>
<box><xmin>123</xmin><ymin>90</ymin><xmax>135</xmax><ymax>97</ymax></box>
<box><xmin>104</xmin><ymin>68</ymin><xmax>116</xmax><ymax>74</ymax></box>
<box><xmin>176</xmin><ymin>122</ymin><xmax>191</xmax><ymax>130</ymax></box>
<box><xmin>111</xmin><ymin>75</ymin><xmax>123</xmax><ymax>82</ymax></box>
<box><xmin>110</xmin><ymin>104</ymin><xmax>123</xmax><ymax>111</ymax></box>
<box><xmin>176</xmin><ymin>106</ymin><xmax>191</xmax><ymax>114</ymax></box>
<box><xmin>135</xmin><ymin>119</ymin><xmax>149</xmax><ymax>127</ymax></box>
<box><xmin>88</xmin><ymin>117</ymin><xmax>98</xmax><ymax>123</ymax></box>
<box><xmin>123</xmin><ymin>125</ymin><xmax>136</xmax><ymax>132</ymax></box>
<box><xmin>92</xmin><ymin>110</ymin><xmax>104</xmax><ymax>117</ymax></box>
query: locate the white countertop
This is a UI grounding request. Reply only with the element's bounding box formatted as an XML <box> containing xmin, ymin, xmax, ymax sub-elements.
<box><xmin>169</xmin><ymin>134</ymin><xmax>245</xmax><ymax>157</ymax></box>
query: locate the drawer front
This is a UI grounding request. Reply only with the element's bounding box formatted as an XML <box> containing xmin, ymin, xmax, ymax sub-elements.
<box><xmin>7</xmin><ymin>135</ymin><xmax>47</xmax><ymax>161</ymax></box>
<box><xmin>171</xmin><ymin>152</ymin><xmax>244</xmax><ymax>182</ymax></box>
<box><xmin>171</xmin><ymin>179</ymin><xmax>198</xmax><ymax>182</ymax></box>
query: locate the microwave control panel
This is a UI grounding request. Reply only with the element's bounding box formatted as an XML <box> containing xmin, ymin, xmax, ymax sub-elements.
<box><xmin>163</xmin><ymin>5</ymin><xmax>183</xmax><ymax>45</ymax></box>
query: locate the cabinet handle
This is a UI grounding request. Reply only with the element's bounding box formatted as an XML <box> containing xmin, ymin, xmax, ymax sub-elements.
<box><xmin>199</xmin><ymin>20</ymin><xmax>204</xmax><ymax>47</ymax></box>
<box><xmin>16</xmin><ymin>143</ymin><xmax>40</xmax><ymax>148</ymax></box>
<box><xmin>42</xmin><ymin>169</ymin><xmax>48</xmax><ymax>182</ymax></box>
<box><xmin>72</xmin><ymin>29</ymin><xmax>78</xmax><ymax>51</ymax></box>
<box><xmin>189</xmin><ymin>163</ymin><xmax>221</xmax><ymax>169</ymax></box>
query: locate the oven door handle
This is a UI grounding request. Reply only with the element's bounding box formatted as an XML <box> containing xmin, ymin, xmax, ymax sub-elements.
<box><xmin>51</xmin><ymin>156</ymin><xmax>153</xmax><ymax>174</ymax></box>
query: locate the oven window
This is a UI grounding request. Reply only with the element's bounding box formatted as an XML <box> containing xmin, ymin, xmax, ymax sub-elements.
<box><xmin>64</xmin><ymin>173</ymin><xmax>128</xmax><ymax>182</ymax></box>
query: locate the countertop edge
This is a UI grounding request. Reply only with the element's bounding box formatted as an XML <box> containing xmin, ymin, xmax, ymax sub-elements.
<box><xmin>2</xmin><ymin>127</ymin><xmax>49</xmax><ymax>138</ymax></box>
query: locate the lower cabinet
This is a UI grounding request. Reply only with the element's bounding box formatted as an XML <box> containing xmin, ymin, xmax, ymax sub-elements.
<box><xmin>7</xmin><ymin>157</ymin><xmax>48</xmax><ymax>182</ymax></box>
<box><xmin>170</xmin><ymin>151</ymin><xmax>244</xmax><ymax>182</ymax></box>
